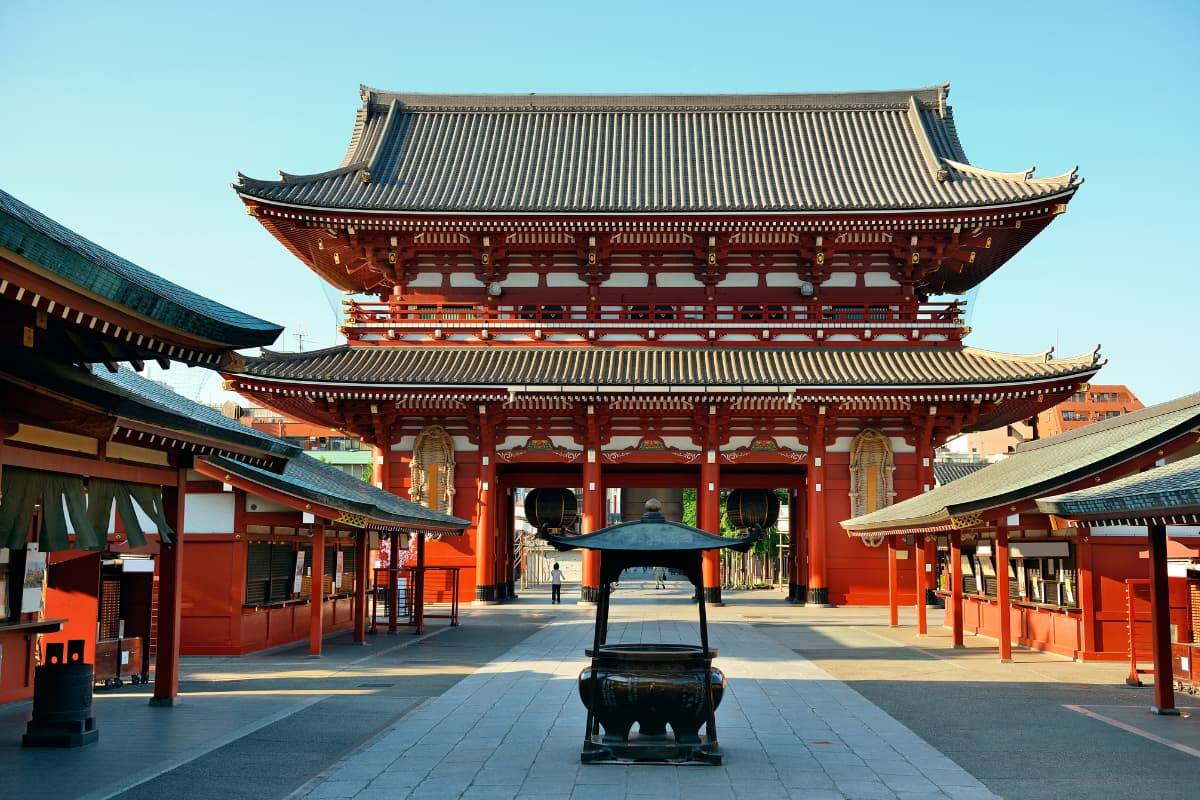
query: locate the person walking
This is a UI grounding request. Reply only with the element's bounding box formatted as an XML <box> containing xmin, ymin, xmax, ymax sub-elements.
<box><xmin>654</xmin><ymin>566</ymin><xmax>666</xmax><ymax>589</ymax></box>
<box><xmin>550</xmin><ymin>562</ymin><xmax>563</xmax><ymax>604</ymax></box>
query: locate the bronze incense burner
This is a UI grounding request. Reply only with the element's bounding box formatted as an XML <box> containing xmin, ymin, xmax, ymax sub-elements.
<box><xmin>540</xmin><ymin>498</ymin><xmax>760</xmax><ymax>765</ymax></box>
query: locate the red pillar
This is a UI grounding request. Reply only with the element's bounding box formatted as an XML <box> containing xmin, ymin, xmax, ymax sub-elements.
<box><xmin>949</xmin><ymin>531</ymin><xmax>964</xmax><ymax>648</ymax></box>
<box><xmin>806</xmin><ymin>410</ymin><xmax>829</xmax><ymax>605</ymax></box>
<box><xmin>414</xmin><ymin>532</ymin><xmax>426</xmax><ymax>635</ymax></box>
<box><xmin>476</xmin><ymin>406</ymin><xmax>497</xmax><ymax>603</ymax></box>
<box><xmin>580</xmin><ymin>405</ymin><xmax>603</xmax><ymax>604</ymax></box>
<box><xmin>915</xmin><ymin>534</ymin><xmax>928</xmax><ymax>634</ymax></box>
<box><xmin>887</xmin><ymin>536</ymin><xmax>899</xmax><ymax>627</ymax></box>
<box><xmin>918</xmin><ymin>416</ymin><xmax>938</xmax><ymax>606</ymax></box>
<box><xmin>151</xmin><ymin>466</ymin><xmax>188</xmax><ymax>707</ymax></box>
<box><xmin>996</xmin><ymin>526</ymin><xmax>1012</xmax><ymax>662</ymax></box>
<box><xmin>1077</xmin><ymin>536</ymin><xmax>1098</xmax><ymax>657</ymax></box>
<box><xmin>309</xmin><ymin>524</ymin><xmax>325</xmax><ymax>657</ymax></box>
<box><xmin>789</xmin><ymin>487</ymin><xmax>806</xmax><ymax>603</ymax></box>
<box><xmin>923</xmin><ymin>537</ymin><xmax>937</xmax><ymax>604</ymax></box>
<box><xmin>1148</xmin><ymin>523</ymin><xmax>1178</xmax><ymax>714</ymax></box>
<box><xmin>387</xmin><ymin>532</ymin><xmax>399</xmax><ymax>634</ymax></box>
<box><xmin>700</xmin><ymin>405</ymin><xmax>722</xmax><ymax>605</ymax></box>
<box><xmin>353</xmin><ymin>531</ymin><xmax>369</xmax><ymax>644</ymax></box>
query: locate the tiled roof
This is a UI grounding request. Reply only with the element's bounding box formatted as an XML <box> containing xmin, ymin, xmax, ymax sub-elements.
<box><xmin>204</xmin><ymin>452</ymin><xmax>469</xmax><ymax>532</ymax></box>
<box><xmin>1036</xmin><ymin>453</ymin><xmax>1200</xmax><ymax>524</ymax></box>
<box><xmin>239</xmin><ymin>345</ymin><xmax>1101</xmax><ymax>390</ymax></box>
<box><xmin>0</xmin><ymin>188</ymin><xmax>282</xmax><ymax>349</ymax></box>
<box><xmin>933</xmin><ymin>461</ymin><xmax>988</xmax><ymax>485</ymax></box>
<box><xmin>0</xmin><ymin>353</ymin><xmax>299</xmax><ymax>463</ymax></box>
<box><xmin>91</xmin><ymin>366</ymin><xmax>300</xmax><ymax>460</ymax></box>
<box><xmin>236</xmin><ymin>84</ymin><xmax>1079</xmax><ymax>214</ymax></box>
<box><xmin>842</xmin><ymin>392</ymin><xmax>1200</xmax><ymax>534</ymax></box>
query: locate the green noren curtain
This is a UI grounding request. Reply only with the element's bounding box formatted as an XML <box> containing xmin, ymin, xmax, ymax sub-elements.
<box><xmin>0</xmin><ymin>468</ymin><xmax>172</xmax><ymax>551</ymax></box>
<box><xmin>87</xmin><ymin>478</ymin><xmax>174</xmax><ymax>548</ymax></box>
<box><xmin>0</xmin><ymin>467</ymin><xmax>98</xmax><ymax>551</ymax></box>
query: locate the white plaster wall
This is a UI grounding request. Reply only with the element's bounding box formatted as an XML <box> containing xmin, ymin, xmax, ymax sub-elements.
<box><xmin>546</xmin><ymin>272</ymin><xmax>586</xmax><ymax>287</ymax></box>
<box><xmin>502</xmin><ymin>272</ymin><xmax>540</xmax><ymax>287</ymax></box>
<box><xmin>603</xmin><ymin>273</ymin><xmax>649</xmax><ymax>287</ymax></box>
<box><xmin>449</xmin><ymin>273</ymin><xmax>484</xmax><ymax>287</ymax></box>
<box><xmin>823</xmin><ymin>272</ymin><xmax>857</xmax><ymax>288</ymax></box>
<box><xmin>717</xmin><ymin>273</ymin><xmax>758</xmax><ymax>287</ymax></box>
<box><xmin>863</xmin><ymin>271</ymin><xmax>900</xmax><ymax>287</ymax></box>
<box><xmin>656</xmin><ymin>273</ymin><xmax>703</xmax><ymax>287</ymax></box>
<box><xmin>185</xmin><ymin>493</ymin><xmax>236</xmax><ymax>533</ymax></box>
<box><xmin>408</xmin><ymin>272</ymin><xmax>443</xmax><ymax>287</ymax></box>
<box><xmin>245</xmin><ymin>494</ymin><xmax>293</xmax><ymax>514</ymax></box>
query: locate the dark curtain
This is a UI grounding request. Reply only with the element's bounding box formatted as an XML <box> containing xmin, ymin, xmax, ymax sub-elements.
<box><xmin>0</xmin><ymin>467</ymin><xmax>97</xmax><ymax>550</ymax></box>
<box><xmin>88</xmin><ymin>478</ymin><xmax>174</xmax><ymax>548</ymax></box>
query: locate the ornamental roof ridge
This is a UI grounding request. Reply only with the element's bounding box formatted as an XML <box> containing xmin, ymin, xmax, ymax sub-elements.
<box><xmin>357</xmin><ymin>82</ymin><xmax>953</xmax><ymax>112</ymax></box>
<box><xmin>235</xmin><ymin>81</ymin><xmax>1080</xmax><ymax>217</ymax></box>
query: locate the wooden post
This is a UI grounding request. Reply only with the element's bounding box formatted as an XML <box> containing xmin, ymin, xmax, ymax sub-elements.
<box><xmin>309</xmin><ymin>524</ymin><xmax>325</xmax><ymax>657</ymax></box>
<box><xmin>1147</xmin><ymin>523</ymin><xmax>1178</xmax><ymax>715</ymax></box>
<box><xmin>387</xmin><ymin>532</ymin><xmax>399</xmax><ymax>634</ymax></box>
<box><xmin>581</xmin><ymin>405</ymin><xmax>602</xmax><ymax>604</ymax></box>
<box><xmin>414</xmin><ymin>532</ymin><xmax>426</xmax><ymax>635</ymax></box>
<box><xmin>700</xmin><ymin>405</ymin><xmax>722</xmax><ymax>605</ymax></box>
<box><xmin>806</xmin><ymin>410</ymin><xmax>829</xmax><ymax>605</ymax></box>
<box><xmin>789</xmin><ymin>487</ymin><xmax>806</xmax><ymax>603</ymax></box>
<box><xmin>996</xmin><ymin>526</ymin><xmax>1012</xmax><ymax>662</ymax></box>
<box><xmin>923</xmin><ymin>536</ymin><xmax>938</xmax><ymax>605</ymax></box>
<box><xmin>915</xmin><ymin>533</ymin><xmax>928</xmax><ymax>635</ymax></box>
<box><xmin>476</xmin><ymin>406</ymin><xmax>497</xmax><ymax>603</ymax></box>
<box><xmin>950</xmin><ymin>531</ymin><xmax>964</xmax><ymax>648</ymax></box>
<box><xmin>151</xmin><ymin>466</ymin><xmax>188</xmax><ymax>707</ymax></box>
<box><xmin>887</xmin><ymin>536</ymin><xmax>899</xmax><ymax>627</ymax></box>
<box><xmin>353</xmin><ymin>531</ymin><xmax>369</xmax><ymax>644</ymax></box>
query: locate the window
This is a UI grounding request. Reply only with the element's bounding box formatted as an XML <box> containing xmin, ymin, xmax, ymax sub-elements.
<box><xmin>246</xmin><ymin>542</ymin><xmax>296</xmax><ymax>605</ymax></box>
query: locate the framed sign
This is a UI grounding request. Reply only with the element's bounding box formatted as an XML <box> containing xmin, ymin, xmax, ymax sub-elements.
<box><xmin>21</xmin><ymin>543</ymin><xmax>47</xmax><ymax>614</ymax></box>
<box><xmin>293</xmin><ymin>550</ymin><xmax>307</xmax><ymax>594</ymax></box>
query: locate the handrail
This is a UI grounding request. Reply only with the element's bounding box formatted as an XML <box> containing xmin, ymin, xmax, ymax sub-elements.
<box><xmin>342</xmin><ymin>301</ymin><xmax>965</xmax><ymax>327</ymax></box>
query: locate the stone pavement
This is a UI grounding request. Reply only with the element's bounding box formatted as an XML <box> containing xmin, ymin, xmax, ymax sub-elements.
<box><xmin>293</xmin><ymin>588</ymin><xmax>996</xmax><ymax>800</ymax></box>
<box><xmin>0</xmin><ymin>608</ymin><xmax>547</xmax><ymax>800</ymax></box>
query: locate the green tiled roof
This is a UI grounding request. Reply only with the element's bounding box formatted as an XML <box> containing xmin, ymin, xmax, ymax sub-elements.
<box><xmin>842</xmin><ymin>391</ymin><xmax>1200</xmax><ymax>534</ymax></box>
<box><xmin>1036</xmin><ymin>453</ymin><xmax>1200</xmax><ymax>523</ymax></box>
<box><xmin>0</xmin><ymin>188</ymin><xmax>282</xmax><ymax>349</ymax></box>
<box><xmin>205</xmin><ymin>452</ymin><xmax>468</xmax><ymax>532</ymax></box>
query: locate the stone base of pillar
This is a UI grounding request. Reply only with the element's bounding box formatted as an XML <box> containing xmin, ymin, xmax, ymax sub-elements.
<box><xmin>505</xmin><ymin>580</ymin><xmax>516</xmax><ymax>599</ymax></box>
<box><xmin>475</xmin><ymin>585</ymin><xmax>497</xmax><ymax>603</ymax></box>
<box><xmin>788</xmin><ymin>583</ymin><xmax>807</xmax><ymax>604</ymax></box>
<box><xmin>925</xmin><ymin>588</ymin><xmax>943</xmax><ymax>607</ymax></box>
<box><xmin>807</xmin><ymin>586</ymin><xmax>832</xmax><ymax>606</ymax></box>
<box><xmin>580</xmin><ymin>585</ymin><xmax>600</xmax><ymax>604</ymax></box>
<box><xmin>703</xmin><ymin>587</ymin><xmax>723</xmax><ymax>605</ymax></box>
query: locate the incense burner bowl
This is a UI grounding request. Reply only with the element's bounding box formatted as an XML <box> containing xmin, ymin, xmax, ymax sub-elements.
<box><xmin>579</xmin><ymin>644</ymin><xmax>725</xmax><ymax>744</ymax></box>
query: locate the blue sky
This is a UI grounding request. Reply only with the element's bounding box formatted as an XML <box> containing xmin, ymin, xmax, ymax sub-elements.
<box><xmin>2</xmin><ymin>1</ymin><xmax>1197</xmax><ymax>404</ymax></box>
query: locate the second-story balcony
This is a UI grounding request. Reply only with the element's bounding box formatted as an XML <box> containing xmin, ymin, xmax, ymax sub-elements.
<box><xmin>341</xmin><ymin>301</ymin><xmax>966</xmax><ymax>346</ymax></box>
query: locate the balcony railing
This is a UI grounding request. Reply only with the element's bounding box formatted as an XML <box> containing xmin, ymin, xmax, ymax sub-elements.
<box><xmin>341</xmin><ymin>301</ymin><xmax>965</xmax><ymax>344</ymax></box>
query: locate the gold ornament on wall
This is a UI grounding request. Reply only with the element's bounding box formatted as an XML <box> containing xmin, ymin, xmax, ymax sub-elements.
<box><xmin>849</xmin><ymin>429</ymin><xmax>895</xmax><ymax>548</ymax></box>
<box><xmin>411</xmin><ymin>425</ymin><xmax>455</xmax><ymax>514</ymax></box>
